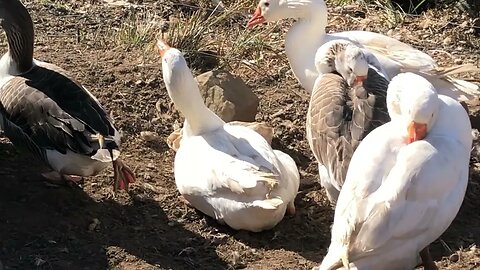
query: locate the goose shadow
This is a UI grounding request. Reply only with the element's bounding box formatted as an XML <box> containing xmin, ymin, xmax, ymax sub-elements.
<box><xmin>428</xmin><ymin>154</ymin><xmax>480</xmax><ymax>261</ymax></box>
<box><xmin>196</xmin><ymin>180</ymin><xmax>333</xmax><ymax>264</ymax></box>
<box><xmin>231</xmin><ymin>182</ymin><xmax>334</xmax><ymax>264</ymax></box>
<box><xmin>0</xmin><ymin>141</ymin><xmax>229</xmax><ymax>270</ymax></box>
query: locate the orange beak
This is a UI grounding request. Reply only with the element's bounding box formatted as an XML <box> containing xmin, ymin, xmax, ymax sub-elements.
<box><xmin>157</xmin><ymin>38</ymin><xmax>171</xmax><ymax>57</ymax></box>
<box><xmin>407</xmin><ymin>121</ymin><xmax>427</xmax><ymax>143</ymax></box>
<box><xmin>246</xmin><ymin>6</ymin><xmax>266</xmax><ymax>28</ymax></box>
<box><xmin>353</xmin><ymin>75</ymin><xmax>367</xmax><ymax>87</ymax></box>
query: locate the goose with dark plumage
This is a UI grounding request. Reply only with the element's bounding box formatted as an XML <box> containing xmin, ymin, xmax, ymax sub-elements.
<box><xmin>0</xmin><ymin>0</ymin><xmax>135</xmax><ymax>191</ymax></box>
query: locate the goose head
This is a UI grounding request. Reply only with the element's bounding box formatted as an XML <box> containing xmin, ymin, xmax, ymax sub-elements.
<box><xmin>247</xmin><ymin>0</ymin><xmax>327</xmax><ymax>28</ymax></box>
<box><xmin>315</xmin><ymin>40</ymin><xmax>369</xmax><ymax>87</ymax></box>
<box><xmin>387</xmin><ymin>72</ymin><xmax>440</xmax><ymax>144</ymax></box>
<box><xmin>157</xmin><ymin>39</ymin><xmax>224</xmax><ymax>136</ymax></box>
<box><xmin>158</xmin><ymin>39</ymin><xmax>200</xmax><ymax>111</ymax></box>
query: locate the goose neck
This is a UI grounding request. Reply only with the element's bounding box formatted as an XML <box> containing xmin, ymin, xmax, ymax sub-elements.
<box><xmin>1</xmin><ymin>0</ymin><xmax>35</xmax><ymax>75</ymax></box>
<box><xmin>167</xmin><ymin>78</ymin><xmax>224</xmax><ymax>137</ymax></box>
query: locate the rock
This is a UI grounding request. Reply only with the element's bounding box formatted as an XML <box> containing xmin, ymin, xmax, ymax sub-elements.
<box><xmin>195</xmin><ymin>70</ymin><xmax>259</xmax><ymax>122</ymax></box>
<box><xmin>443</xmin><ymin>36</ymin><xmax>453</xmax><ymax>46</ymax></box>
<box><xmin>88</xmin><ymin>218</ymin><xmax>101</xmax><ymax>231</ymax></box>
<box><xmin>140</xmin><ymin>131</ymin><xmax>161</xmax><ymax>142</ymax></box>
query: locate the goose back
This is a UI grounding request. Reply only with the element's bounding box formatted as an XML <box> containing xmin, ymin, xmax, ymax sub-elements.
<box><xmin>306</xmin><ymin>69</ymin><xmax>390</xmax><ymax>198</ymax></box>
<box><xmin>0</xmin><ymin>62</ymin><xmax>118</xmax><ymax>160</ymax></box>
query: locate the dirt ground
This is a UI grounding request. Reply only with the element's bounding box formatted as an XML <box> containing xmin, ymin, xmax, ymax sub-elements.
<box><xmin>1</xmin><ymin>0</ymin><xmax>480</xmax><ymax>269</ymax></box>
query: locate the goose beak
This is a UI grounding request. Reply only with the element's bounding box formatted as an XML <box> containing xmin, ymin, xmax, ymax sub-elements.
<box><xmin>407</xmin><ymin>121</ymin><xmax>427</xmax><ymax>143</ymax></box>
<box><xmin>247</xmin><ymin>6</ymin><xmax>265</xmax><ymax>28</ymax></box>
<box><xmin>353</xmin><ymin>75</ymin><xmax>367</xmax><ymax>87</ymax></box>
<box><xmin>157</xmin><ymin>39</ymin><xmax>171</xmax><ymax>57</ymax></box>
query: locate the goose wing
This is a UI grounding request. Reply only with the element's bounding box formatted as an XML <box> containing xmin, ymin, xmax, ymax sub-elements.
<box><xmin>0</xmin><ymin>63</ymin><xmax>118</xmax><ymax>160</ymax></box>
<box><xmin>306</xmin><ymin>70</ymin><xmax>389</xmax><ymax>198</ymax></box>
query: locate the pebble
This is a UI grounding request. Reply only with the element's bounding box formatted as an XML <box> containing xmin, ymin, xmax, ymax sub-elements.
<box><xmin>443</xmin><ymin>36</ymin><xmax>453</xmax><ymax>46</ymax></box>
<box><xmin>88</xmin><ymin>218</ymin><xmax>101</xmax><ymax>231</ymax></box>
<box><xmin>140</xmin><ymin>131</ymin><xmax>160</xmax><ymax>142</ymax></box>
<box><xmin>34</xmin><ymin>257</ymin><xmax>46</xmax><ymax>267</ymax></box>
<box><xmin>449</xmin><ymin>253</ymin><xmax>459</xmax><ymax>262</ymax></box>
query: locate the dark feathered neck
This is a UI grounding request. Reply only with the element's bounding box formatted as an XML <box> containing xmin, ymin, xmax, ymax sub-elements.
<box><xmin>1</xmin><ymin>0</ymin><xmax>34</xmax><ymax>74</ymax></box>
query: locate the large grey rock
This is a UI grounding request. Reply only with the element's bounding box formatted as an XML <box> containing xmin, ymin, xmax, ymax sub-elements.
<box><xmin>195</xmin><ymin>70</ymin><xmax>259</xmax><ymax>122</ymax></box>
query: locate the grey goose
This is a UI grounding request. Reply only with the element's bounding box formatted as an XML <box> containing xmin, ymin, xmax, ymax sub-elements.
<box><xmin>0</xmin><ymin>0</ymin><xmax>135</xmax><ymax>191</ymax></box>
<box><xmin>306</xmin><ymin>39</ymin><xmax>390</xmax><ymax>204</ymax></box>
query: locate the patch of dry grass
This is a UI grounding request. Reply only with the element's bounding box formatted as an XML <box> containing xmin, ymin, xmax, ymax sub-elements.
<box><xmin>113</xmin><ymin>9</ymin><xmax>161</xmax><ymax>49</ymax></box>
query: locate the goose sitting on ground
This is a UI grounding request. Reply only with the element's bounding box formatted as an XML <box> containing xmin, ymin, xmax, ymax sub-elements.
<box><xmin>246</xmin><ymin>0</ymin><xmax>479</xmax><ymax>100</ymax></box>
<box><xmin>158</xmin><ymin>39</ymin><xmax>300</xmax><ymax>232</ymax></box>
<box><xmin>0</xmin><ymin>0</ymin><xmax>135</xmax><ymax>191</ymax></box>
<box><xmin>307</xmin><ymin>40</ymin><xmax>390</xmax><ymax>204</ymax></box>
<box><xmin>318</xmin><ymin>73</ymin><xmax>472</xmax><ymax>270</ymax></box>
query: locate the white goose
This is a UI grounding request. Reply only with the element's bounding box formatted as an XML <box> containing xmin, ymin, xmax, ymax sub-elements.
<box><xmin>318</xmin><ymin>72</ymin><xmax>472</xmax><ymax>270</ymax></box>
<box><xmin>158</xmin><ymin>39</ymin><xmax>300</xmax><ymax>232</ymax></box>
<box><xmin>0</xmin><ymin>0</ymin><xmax>135</xmax><ymax>190</ymax></box>
<box><xmin>247</xmin><ymin>0</ymin><xmax>479</xmax><ymax>100</ymax></box>
<box><xmin>307</xmin><ymin>39</ymin><xmax>390</xmax><ymax>204</ymax></box>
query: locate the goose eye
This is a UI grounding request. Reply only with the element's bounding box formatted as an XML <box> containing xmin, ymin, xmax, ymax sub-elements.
<box><xmin>264</xmin><ymin>2</ymin><xmax>270</xmax><ymax>7</ymax></box>
<box><xmin>348</xmin><ymin>67</ymin><xmax>353</xmax><ymax>73</ymax></box>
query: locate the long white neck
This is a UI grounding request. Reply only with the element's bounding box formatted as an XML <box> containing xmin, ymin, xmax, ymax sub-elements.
<box><xmin>164</xmin><ymin>58</ymin><xmax>224</xmax><ymax>137</ymax></box>
<box><xmin>285</xmin><ymin>0</ymin><xmax>328</xmax><ymax>93</ymax></box>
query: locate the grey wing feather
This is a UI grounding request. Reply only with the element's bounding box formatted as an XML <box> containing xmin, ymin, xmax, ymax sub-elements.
<box><xmin>307</xmin><ymin>70</ymin><xmax>390</xmax><ymax>190</ymax></box>
<box><xmin>0</xmin><ymin>102</ymin><xmax>47</xmax><ymax>163</ymax></box>
<box><xmin>0</xmin><ymin>63</ymin><xmax>118</xmax><ymax>161</ymax></box>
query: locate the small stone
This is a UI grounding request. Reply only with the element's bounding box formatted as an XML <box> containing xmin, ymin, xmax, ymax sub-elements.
<box><xmin>167</xmin><ymin>221</ymin><xmax>176</xmax><ymax>227</ymax></box>
<box><xmin>151</xmin><ymin>117</ymin><xmax>161</xmax><ymax>124</ymax></box>
<box><xmin>88</xmin><ymin>218</ymin><xmax>101</xmax><ymax>231</ymax></box>
<box><xmin>34</xmin><ymin>257</ymin><xmax>46</xmax><ymax>266</ymax></box>
<box><xmin>454</xmin><ymin>58</ymin><xmax>463</xmax><ymax>65</ymax></box>
<box><xmin>146</xmin><ymin>78</ymin><xmax>158</xmax><ymax>87</ymax></box>
<box><xmin>135</xmin><ymin>79</ymin><xmax>144</xmax><ymax>86</ymax></box>
<box><xmin>443</xmin><ymin>36</ymin><xmax>453</xmax><ymax>46</ymax></box>
<box><xmin>211</xmin><ymin>234</ymin><xmax>228</xmax><ymax>245</ymax></box>
<box><xmin>140</xmin><ymin>131</ymin><xmax>160</xmax><ymax>142</ymax></box>
<box><xmin>460</xmin><ymin>21</ymin><xmax>469</xmax><ymax>28</ymax></box>
<box><xmin>195</xmin><ymin>70</ymin><xmax>259</xmax><ymax>122</ymax></box>
<box><xmin>387</xmin><ymin>29</ymin><xmax>394</xmax><ymax>36</ymax></box>
<box><xmin>449</xmin><ymin>253</ymin><xmax>459</xmax><ymax>262</ymax></box>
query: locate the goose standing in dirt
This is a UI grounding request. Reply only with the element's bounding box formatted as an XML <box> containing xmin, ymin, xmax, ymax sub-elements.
<box><xmin>307</xmin><ymin>39</ymin><xmax>390</xmax><ymax>204</ymax></box>
<box><xmin>0</xmin><ymin>0</ymin><xmax>135</xmax><ymax>191</ymax></box>
<box><xmin>247</xmin><ymin>0</ymin><xmax>479</xmax><ymax>100</ymax></box>
<box><xmin>318</xmin><ymin>73</ymin><xmax>472</xmax><ymax>270</ymax></box>
<box><xmin>158</xmin><ymin>38</ymin><xmax>300</xmax><ymax>232</ymax></box>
